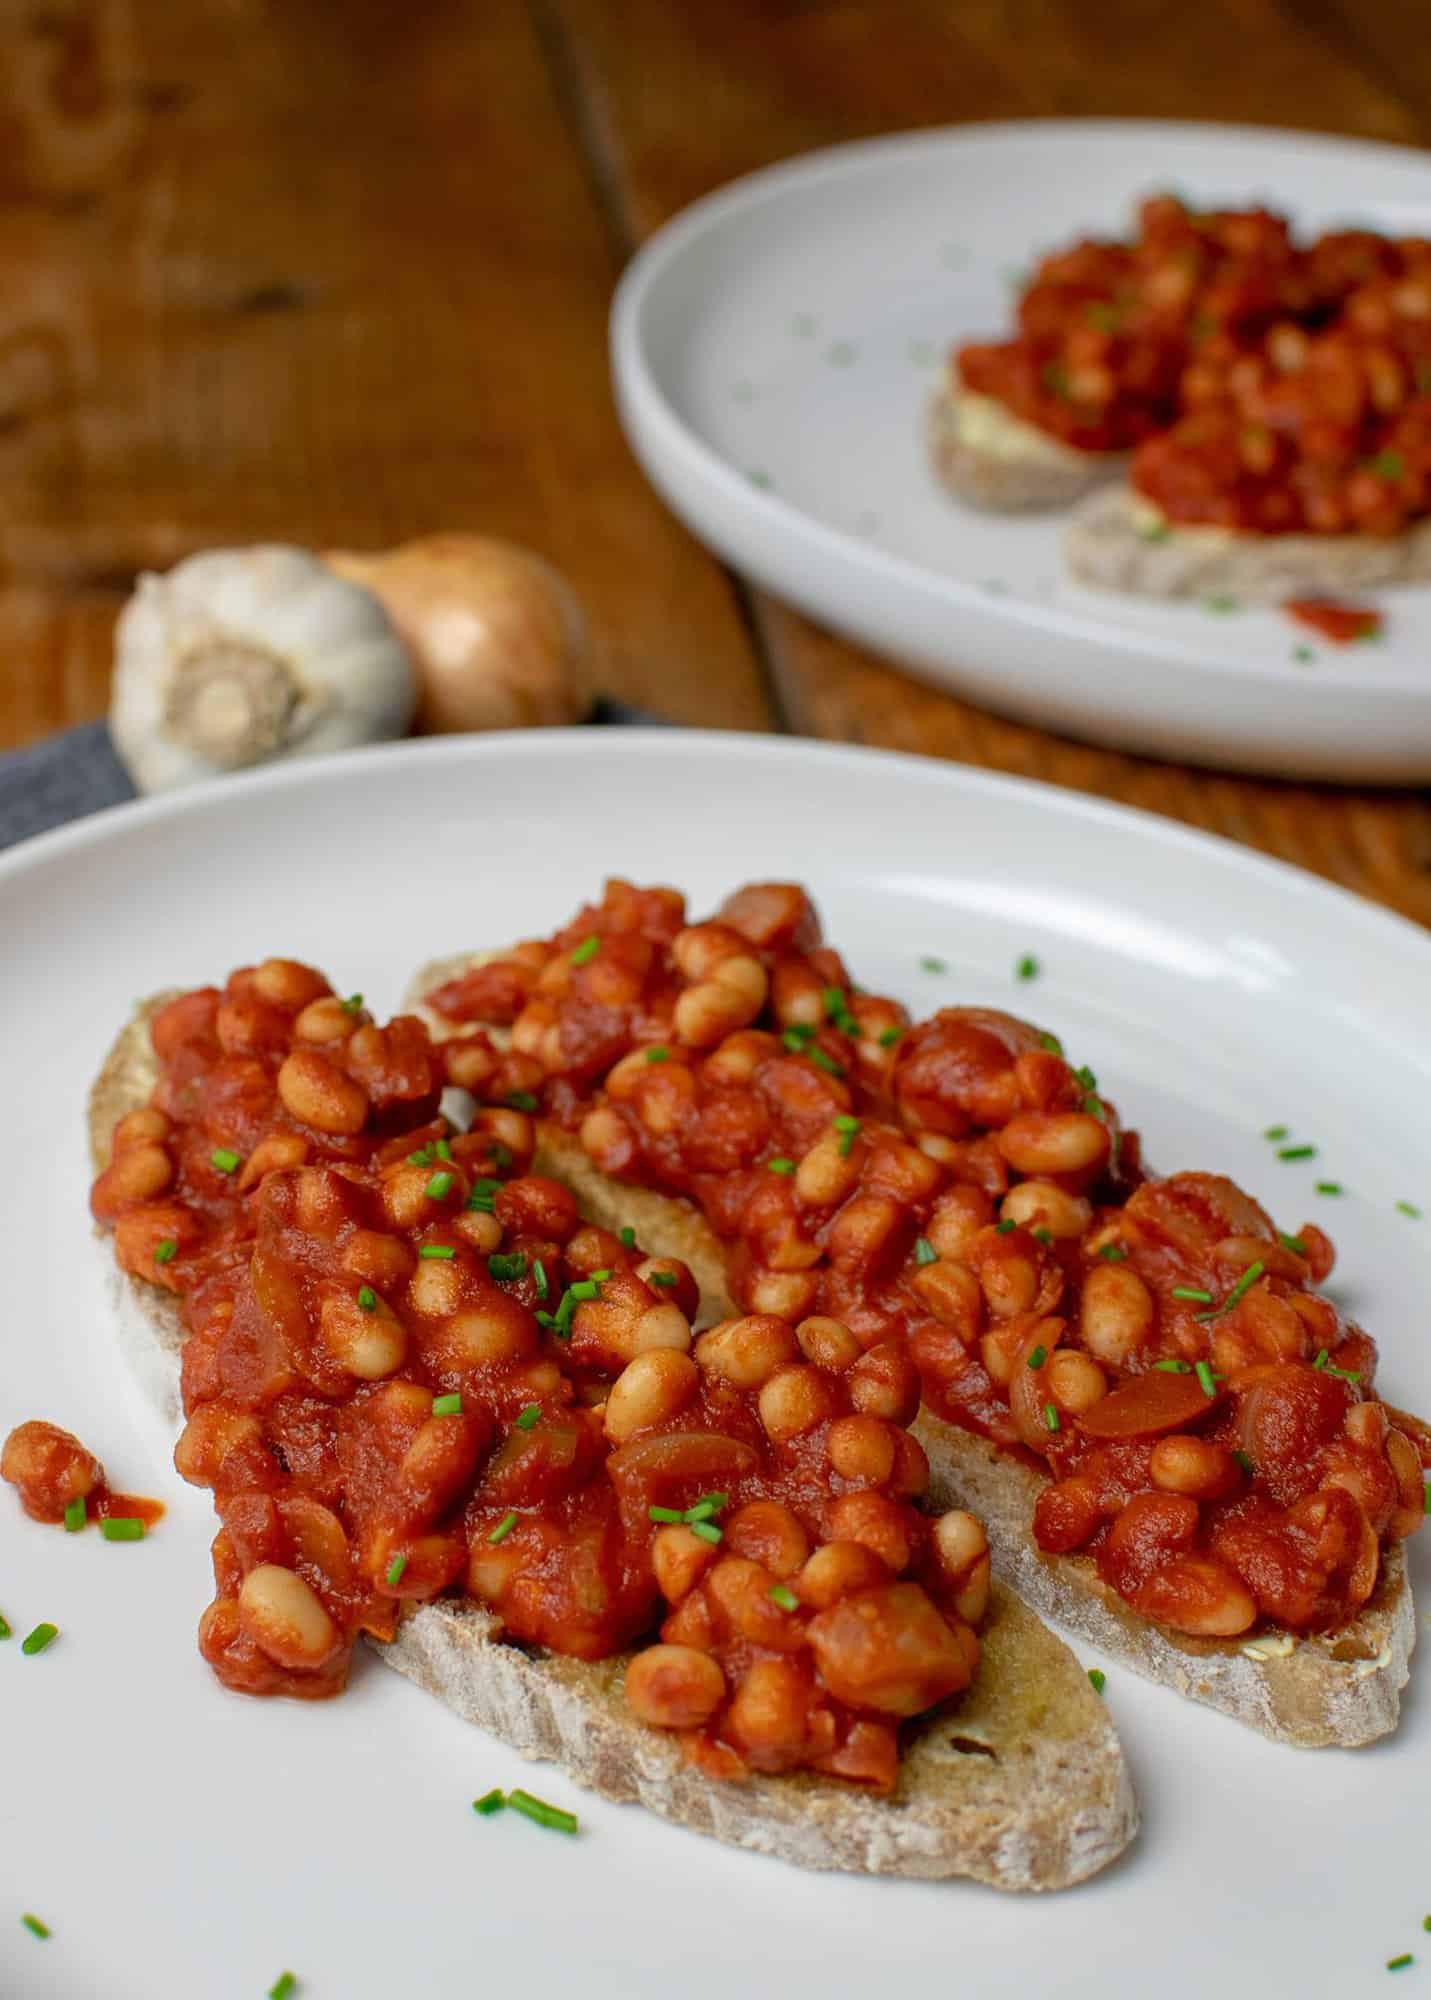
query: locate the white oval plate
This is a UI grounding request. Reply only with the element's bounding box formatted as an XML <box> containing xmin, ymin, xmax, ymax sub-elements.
<box><xmin>612</xmin><ymin>120</ymin><xmax>1431</xmax><ymax>782</ymax></box>
<box><xmin>2</xmin><ymin>731</ymin><xmax>1429</xmax><ymax>1999</ymax></box>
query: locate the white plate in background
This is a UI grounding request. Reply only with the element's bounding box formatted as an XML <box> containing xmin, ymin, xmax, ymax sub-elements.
<box><xmin>2</xmin><ymin>731</ymin><xmax>1429</xmax><ymax>1999</ymax></box>
<box><xmin>612</xmin><ymin>121</ymin><xmax>1431</xmax><ymax>781</ymax></box>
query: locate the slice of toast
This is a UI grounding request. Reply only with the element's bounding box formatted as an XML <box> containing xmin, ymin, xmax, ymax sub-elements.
<box><xmin>1065</xmin><ymin>483</ymin><xmax>1431</xmax><ymax>600</ymax></box>
<box><xmin>412</xmin><ymin>953</ymin><xmax>1416</xmax><ymax>1749</ymax></box>
<box><xmin>928</xmin><ymin>380</ymin><xmax>1124</xmax><ymax>512</ymax></box>
<box><xmin>86</xmin><ymin>998</ymin><xmax>1136</xmax><ymax>1890</ymax></box>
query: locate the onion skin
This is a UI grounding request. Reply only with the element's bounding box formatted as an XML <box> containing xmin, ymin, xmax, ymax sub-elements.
<box><xmin>324</xmin><ymin>534</ymin><xmax>589</xmax><ymax>734</ymax></box>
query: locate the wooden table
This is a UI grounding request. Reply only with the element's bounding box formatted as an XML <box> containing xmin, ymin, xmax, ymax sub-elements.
<box><xmin>4</xmin><ymin>0</ymin><xmax>1429</xmax><ymax>922</ymax></box>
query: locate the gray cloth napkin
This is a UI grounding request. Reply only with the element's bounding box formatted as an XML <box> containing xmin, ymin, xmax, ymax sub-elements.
<box><xmin>0</xmin><ymin>701</ymin><xmax>660</xmax><ymax>854</ymax></box>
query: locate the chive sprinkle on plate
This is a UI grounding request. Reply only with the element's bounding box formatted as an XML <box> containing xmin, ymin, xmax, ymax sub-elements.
<box><xmin>268</xmin><ymin>1974</ymin><xmax>299</xmax><ymax>2000</ymax></box>
<box><xmin>21</xmin><ymin>1623</ymin><xmax>58</xmax><ymax>1657</ymax></box>
<box><xmin>21</xmin><ymin>1914</ymin><xmax>50</xmax><ymax>1940</ymax></box>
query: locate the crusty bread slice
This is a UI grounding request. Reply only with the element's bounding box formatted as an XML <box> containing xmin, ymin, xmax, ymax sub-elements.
<box><xmin>1065</xmin><ymin>483</ymin><xmax>1431</xmax><ymax>601</ymax></box>
<box><xmin>86</xmin><ymin>997</ymin><xmax>1136</xmax><ymax>1890</ymax></box>
<box><xmin>411</xmin><ymin>953</ymin><xmax>1417</xmax><ymax>1750</ymax></box>
<box><xmin>927</xmin><ymin>381</ymin><xmax>1124</xmax><ymax>512</ymax></box>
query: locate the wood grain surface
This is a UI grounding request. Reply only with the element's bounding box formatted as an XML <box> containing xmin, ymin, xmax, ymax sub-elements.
<box><xmin>3</xmin><ymin>0</ymin><xmax>1429</xmax><ymax>923</ymax></box>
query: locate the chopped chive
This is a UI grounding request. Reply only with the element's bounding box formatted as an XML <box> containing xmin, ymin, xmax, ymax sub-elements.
<box><xmin>340</xmin><ymin>992</ymin><xmax>364</xmax><ymax>1015</ymax></box>
<box><xmin>1195</xmin><ymin>1361</ymin><xmax>1217</xmax><ymax>1398</ymax></box>
<box><xmin>1223</xmin><ymin>1260</ymin><xmax>1265</xmax><ymax>1312</ymax></box>
<box><xmin>1233</xmin><ymin>1450</ymin><xmax>1256</xmax><ymax>1475</ymax></box>
<box><xmin>643</xmin><ymin>1045</ymin><xmax>670</xmax><ymax>1064</ymax></box>
<box><xmin>1397</xmin><ymin>1201</ymin><xmax>1422</xmax><ymax>1218</ymax></box>
<box><xmin>570</xmin><ymin>1278</ymin><xmax>600</xmax><ymax>1301</ymax></box>
<box><xmin>914</xmin><ymin>1237</ymin><xmax>938</xmax><ymax>1266</ymax></box>
<box><xmin>1027</xmin><ymin>1345</ymin><xmax>1048</xmax><ymax>1370</ymax></box>
<box><xmin>1424</xmin><ymin>1916</ymin><xmax>1431</xmax><ymax>1933</ymax></box>
<box><xmin>1074</xmin><ymin>1064</ymin><xmax>1098</xmax><ymax>1093</ymax></box>
<box><xmin>516</xmin><ymin>1405</ymin><xmax>541</xmax><ymax>1431</ymax></box>
<box><xmin>505</xmin><ymin>1091</ymin><xmax>539</xmax><ymax>1114</ymax></box>
<box><xmin>488</xmin><ymin>1512</ymin><xmax>519</xmax><ymax>1545</ymax></box>
<box><xmin>1098</xmin><ymin>1244</ymin><xmax>1127</xmax><ymax>1262</ymax></box>
<box><xmin>1278</xmin><ymin>1233</ymin><xmax>1308</xmax><ymax>1256</ymax></box>
<box><xmin>472</xmin><ymin>1789</ymin><xmax>506</xmax><ymax>1817</ymax></box>
<box><xmin>1388</xmin><ymin>1957</ymin><xmax>1414</xmax><ymax>1973</ymax></box>
<box><xmin>767</xmin><ymin>1157</ymin><xmax>795</xmax><ymax>1175</ymax></box>
<box><xmin>357</xmin><ymin>1285</ymin><xmax>377</xmax><ymax>1312</ymax></box>
<box><xmin>467</xmin><ymin>1179</ymin><xmax>501</xmax><ymax>1213</ymax></box>
<box><xmin>782</xmin><ymin>1023</ymin><xmax>817</xmax><ymax>1051</ymax></box>
<box><xmin>386</xmin><ymin>1554</ymin><xmax>408</xmax><ymax>1586</ymax></box>
<box><xmin>689</xmin><ymin>1520</ymin><xmax>723</xmax><ymax>1546</ymax></box>
<box><xmin>1154</xmin><ymin>1359</ymin><xmax>1192</xmax><ymax>1373</ymax></box>
<box><xmin>488</xmin><ymin>1143</ymin><xmax>512</xmax><ymax>1170</ymax></box>
<box><xmin>1039</xmin><ymin>1032</ymin><xmax>1064</xmax><ymax>1056</ymax></box>
<box><xmin>100</xmin><ymin>1518</ymin><xmax>144</xmax><ymax>1542</ymax></box>
<box><xmin>1263</xmin><ymin>1124</ymin><xmax>1289</xmax><ymax>1141</ymax></box>
<box><xmin>651</xmin><ymin>1271</ymin><xmax>678</xmax><ymax>1287</ymax></box>
<box><xmin>1328</xmin><ymin>1363</ymin><xmax>1362</xmax><ymax>1385</ymax></box>
<box><xmin>425</xmin><ymin>1171</ymin><xmax>455</xmax><ymax>1201</ymax></box>
<box><xmin>1016</xmin><ymin>954</ymin><xmax>1039</xmax><ymax>981</ymax></box>
<box><xmin>533</xmin><ymin>1258</ymin><xmax>549</xmax><ymax>1300</ymax></box>
<box><xmin>920</xmin><ymin>956</ymin><xmax>947</xmax><ymax>974</ymax></box>
<box><xmin>1171</xmin><ymin>1286</ymin><xmax>1213</xmax><ymax>1303</ymax></box>
<box><xmin>1032</xmin><ymin>1226</ymin><xmax>1053</xmax><ymax>1245</ymax></box>
<box><xmin>1278</xmin><ymin>1144</ymin><xmax>1316</xmax><ymax>1161</ymax></box>
<box><xmin>409</xmin><ymin>1145</ymin><xmax>435</xmax><ymax>1167</ymax></box>
<box><xmin>269</xmin><ymin>1975</ymin><xmax>298</xmax><ymax>2000</ymax></box>
<box><xmin>1203</xmin><ymin>593</ymin><xmax>1240</xmax><ymax>614</ymax></box>
<box><xmin>769</xmin><ymin>1585</ymin><xmax>799</xmax><ymax>1613</ymax></box>
<box><xmin>419</xmin><ymin>1244</ymin><xmax>456</xmax><ymax>1261</ymax></box>
<box><xmin>647</xmin><ymin>1506</ymin><xmax>683</xmax><ymax>1524</ymax></box>
<box><xmin>1087</xmin><ymin>1668</ymin><xmax>1106</xmax><ymax>1695</ymax></box>
<box><xmin>507</xmin><ymin>1789</ymin><xmax>578</xmax><ymax>1836</ymax></box>
<box><xmin>154</xmin><ymin>1238</ymin><xmax>178</xmax><ymax>1266</ymax></box>
<box><xmin>0</xmin><ymin>1612</ymin><xmax>10</xmax><ymax>1639</ymax></box>
<box><xmin>210</xmin><ymin>1147</ymin><xmax>241</xmax><ymax>1174</ymax></box>
<box><xmin>877</xmin><ymin>1026</ymin><xmax>903</xmax><ymax>1048</ymax></box>
<box><xmin>822</xmin><ymin>986</ymin><xmax>851</xmax><ymax>1023</ymax></box>
<box><xmin>809</xmin><ymin>1047</ymin><xmax>845</xmax><ymax>1079</ymax></box>
<box><xmin>619</xmin><ymin>1226</ymin><xmax>637</xmax><ymax>1247</ymax></box>
<box><xmin>1424</xmin><ymin>1482</ymin><xmax>1430</xmax><ymax>1516</ymax></box>
<box><xmin>1315</xmin><ymin>1181</ymin><xmax>1343</xmax><ymax>1197</ymax></box>
<box><xmin>995</xmin><ymin>1218</ymin><xmax>1016</xmax><ymax>1235</ymax></box>
<box><xmin>21</xmin><ymin>1623</ymin><xmax>58</xmax><ymax>1656</ymax></box>
<box><xmin>435</xmin><ymin>1138</ymin><xmax>452</xmax><ymax>1161</ymax></box>
<box><xmin>21</xmin><ymin>1915</ymin><xmax>50</xmax><ymax>1940</ymax></box>
<box><xmin>1043</xmin><ymin>1404</ymin><xmax>1060</xmax><ymax>1433</ymax></box>
<box><xmin>487</xmin><ymin>1252</ymin><xmax>527</xmax><ymax>1282</ymax></box>
<box><xmin>683</xmin><ymin>1501</ymin><xmax>719</xmax><ymax>1524</ymax></box>
<box><xmin>1313</xmin><ymin>1348</ymin><xmax>1330</xmax><ymax>1371</ymax></box>
<box><xmin>432</xmin><ymin>1393</ymin><xmax>463</xmax><ymax>1417</ymax></box>
<box><xmin>63</xmin><ymin>1497</ymin><xmax>86</xmax><ymax>1533</ymax></box>
<box><xmin>570</xmin><ymin>935</ymin><xmax>601</xmax><ymax>967</ymax></box>
<box><xmin>834</xmin><ymin>1112</ymin><xmax>861</xmax><ymax>1155</ymax></box>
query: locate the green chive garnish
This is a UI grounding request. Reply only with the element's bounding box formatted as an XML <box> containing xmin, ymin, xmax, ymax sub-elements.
<box><xmin>435</xmin><ymin>1138</ymin><xmax>452</xmax><ymax>1161</ymax></box>
<box><xmin>488</xmin><ymin>1252</ymin><xmax>527</xmax><ymax>1282</ymax></box>
<box><xmin>340</xmin><ymin>993</ymin><xmax>364</xmax><ymax>1015</ymax></box>
<box><xmin>1397</xmin><ymin>1201</ymin><xmax>1422</xmax><ymax>1219</ymax></box>
<box><xmin>920</xmin><ymin>956</ymin><xmax>947</xmax><ymax>974</ymax></box>
<box><xmin>419</xmin><ymin>1244</ymin><xmax>455</xmax><ymax>1261</ymax></box>
<box><xmin>100</xmin><ymin>1518</ymin><xmax>144</xmax><ymax>1542</ymax></box>
<box><xmin>1195</xmin><ymin>1361</ymin><xmax>1217</xmax><ymax>1398</ymax></box>
<box><xmin>1278</xmin><ymin>1144</ymin><xmax>1316</xmax><ymax>1161</ymax></box>
<box><xmin>63</xmin><ymin>1497</ymin><xmax>86</xmax><ymax>1533</ymax></box>
<box><xmin>619</xmin><ymin>1226</ymin><xmax>636</xmax><ymax>1248</ymax></box>
<box><xmin>1039</xmin><ymin>1032</ymin><xmax>1063</xmax><ymax>1055</ymax></box>
<box><xmin>1171</xmin><ymin>1286</ymin><xmax>1213</xmax><ymax>1303</ymax></box>
<box><xmin>570</xmin><ymin>935</ymin><xmax>601</xmax><ymax>966</ymax></box>
<box><xmin>488</xmin><ymin>1512</ymin><xmax>518</xmax><ymax>1545</ymax></box>
<box><xmin>507</xmin><ymin>1789</ymin><xmax>578</xmax><ymax>1836</ymax></box>
<box><xmin>1098</xmin><ymin>1244</ymin><xmax>1127</xmax><ymax>1261</ymax></box>
<box><xmin>682</xmin><ymin>1493</ymin><xmax>727</xmax><ymax>1525</ymax></box>
<box><xmin>269</xmin><ymin>1976</ymin><xmax>298</xmax><ymax>2000</ymax></box>
<box><xmin>651</xmin><ymin>1271</ymin><xmax>677</xmax><ymax>1287</ymax></box>
<box><xmin>472</xmin><ymin>1789</ymin><xmax>506</xmax><ymax>1817</ymax></box>
<box><xmin>1222</xmin><ymin>1260</ymin><xmax>1265</xmax><ymax>1313</ymax></box>
<box><xmin>995</xmin><ymin>1218</ymin><xmax>1016</xmax><ymax>1235</ymax></box>
<box><xmin>769</xmin><ymin>1585</ymin><xmax>799</xmax><ymax>1613</ymax></box>
<box><xmin>877</xmin><ymin>1026</ymin><xmax>902</xmax><ymax>1048</ymax></box>
<box><xmin>1043</xmin><ymin>1404</ymin><xmax>1060</xmax><ymax>1433</ymax></box>
<box><xmin>1315</xmin><ymin>1181</ymin><xmax>1343</xmax><ymax>1196</ymax></box>
<box><xmin>1154</xmin><ymin>1359</ymin><xmax>1192</xmax><ymax>1373</ymax></box>
<box><xmin>386</xmin><ymin>1554</ymin><xmax>408</xmax><ymax>1586</ymax></box>
<box><xmin>1313</xmin><ymin>1349</ymin><xmax>1330</xmax><ymax>1371</ymax></box>
<box><xmin>914</xmin><ymin>1237</ymin><xmax>938</xmax><ymax>1266</ymax></box>
<box><xmin>154</xmin><ymin>1238</ymin><xmax>178</xmax><ymax>1266</ymax></box>
<box><xmin>767</xmin><ymin>1158</ymin><xmax>795</xmax><ymax>1176</ymax></box>
<box><xmin>0</xmin><ymin>1612</ymin><xmax>10</xmax><ymax>1639</ymax></box>
<box><xmin>834</xmin><ymin>1113</ymin><xmax>861</xmax><ymax>1156</ymax></box>
<box><xmin>210</xmin><ymin>1147</ymin><xmax>241</xmax><ymax>1174</ymax></box>
<box><xmin>433</xmin><ymin>1394</ymin><xmax>464</xmax><ymax>1417</ymax></box>
<box><xmin>1074</xmin><ymin>1064</ymin><xmax>1098</xmax><ymax>1092</ymax></box>
<box><xmin>822</xmin><ymin>986</ymin><xmax>851</xmax><ymax>1023</ymax></box>
<box><xmin>1016</xmin><ymin>954</ymin><xmax>1039</xmax><ymax>981</ymax></box>
<box><xmin>21</xmin><ymin>1623</ymin><xmax>58</xmax><ymax>1656</ymax></box>
<box><xmin>1263</xmin><ymin>1124</ymin><xmax>1288</xmax><ymax>1141</ymax></box>
<box><xmin>1234</xmin><ymin>1450</ymin><xmax>1255</xmax><ymax>1475</ymax></box>
<box><xmin>409</xmin><ymin>1145</ymin><xmax>435</xmax><ymax>1167</ymax></box>
<box><xmin>467</xmin><ymin>1179</ymin><xmax>500</xmax><ymax>1213</ymax></box>
<box><xmin>357</xmin><ymin>1286</ymin><xmax>377</xmax><ymax>1312</ymax></box>
<box><xmin>515</xmin><ymin>1406</ymin><xmax>541</xmax><ymax>1431</ymax></box>
<box><xmin>809</xmin><ymin>1048</ymin><xmax>845</xmax><ymax>1078</ymax></box>
<box><xmin>648</xmin><ymin>1506</ymin><xmax>683</xmax><ymax>1524</ymax></box>
<box><xmin>505</xmin><ymin>1091</ymin><xmax>539</xmax><ymax>1113</ymax></box>
<box><xmin>1087</xmin><ymin>1669</ymin><xmax>1106</xmax><ymax>1695</ymax></box>
<box><xmin>689</xmin><ymin>1521</ymin><xmax>723</xmax><ymax>1545</ymax></box>
<box><xmin>1278</xmin><ymin>1233</ymin><xmax>1308</xmax><ymax>1256</ymax></box>
<box><xmin>425</xmin><ymin>1171</ymin><xmax>455</xmax><ymax>1201</ymax></box>
<box><xmin>1032</xmin><ymin>1226</ymin><xmax>1052</xmax><ymax>1245</ymax></box>
<box><xmin>1424</xmin><ymin>1482</ymin><xmax>1430</xmax><ymax>1516</ymax></box>
<box><xmin>532</xmin><ymin>1258</ymin><xmax>549</xmax><ymax>1300</ymax></box>
<box><xmin>643</xmin><ymin>1046</ymin><xmax>669</xmax><ymax>1064</ymax></box>
<box><xmin>1027</xmin><ymin>1345</ymin><xmax>1048</xmax><ymax>1370</ymax></box>
<box><xmin>22</xmin><ymin>1915</ymin><xmax>50</xmax><ymax>1940</ymax></box>
<box><xmin>1388</xmin><ymin>1957</ymin><xmax>1414</xmax><ymax>1973</ymax></box>
<box><xmin>782</xmin><ymin>1023</ymin><xmax>816</xmax><ymax>1052</ymax></box>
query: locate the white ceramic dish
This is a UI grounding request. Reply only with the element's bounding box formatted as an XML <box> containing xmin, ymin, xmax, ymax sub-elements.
<box><xmin>611</xmin><ymin>120</ymin><xmax>1431</xmax><ymax>782</ymax></box>
<box><xmin>3</xmin><ymin>730</ymin><xmax>1429</xmax><ymax>1999</ymax></box>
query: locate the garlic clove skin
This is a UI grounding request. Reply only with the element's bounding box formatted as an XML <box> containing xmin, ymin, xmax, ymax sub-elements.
<box><xmin>110</xmin><ymin>545</ymin><xmax>416</xmax><ymax>794</ymax></box>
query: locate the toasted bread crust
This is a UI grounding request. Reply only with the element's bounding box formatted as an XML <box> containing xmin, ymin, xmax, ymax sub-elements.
<box><xmin>412</xmin><ymin>951</ymin><xmax>1416</xmax><ymax>1750</ymax></box>
<box><xmin>87</xmin><ymin>992</ymin><xmax>1137</xmax><ymax>1890</ymax></box>
<box><xmin>927</xmin><ymin>383</ymin><xmax>1123</xmax><ymax>512</ymax></box>
<box><xmin>1065</xmin><ymin>482</ymin><xmax>1431</xmax><ymax>600</ymax></box>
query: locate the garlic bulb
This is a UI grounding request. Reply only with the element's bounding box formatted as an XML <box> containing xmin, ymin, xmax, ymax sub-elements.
<box><xmin>325</xmin><ymin>534</ymin><xmax>588</xmax><ymax>734</ymax></box>
<box><xmin>110</xmin><ymin>545</ymin><xmax>416</xmax><ymax>794</ymax></box>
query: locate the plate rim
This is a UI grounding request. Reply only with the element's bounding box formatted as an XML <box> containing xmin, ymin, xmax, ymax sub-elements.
<box><xmin>610</xmin><ymin>115</ymin><xmax>1431</xmax><ymax>700</ymax></box>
